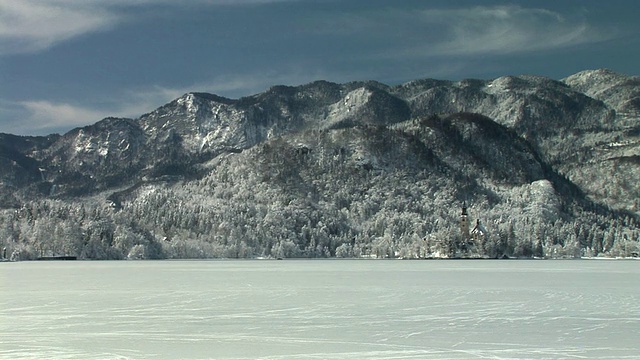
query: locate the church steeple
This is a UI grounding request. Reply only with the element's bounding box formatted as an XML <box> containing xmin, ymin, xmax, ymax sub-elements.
<box><xmin>460</xmin><ymin>201</ymin><xmax>470</xmax><ymax>241</ymax></box>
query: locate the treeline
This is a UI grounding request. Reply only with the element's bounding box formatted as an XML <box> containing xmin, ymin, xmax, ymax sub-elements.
<box><xmin>1</xmin><ymin>177</ymin><xmax>637</xmax><ymax>261</ymax></box>
<box><xmin>1</xmin><ymin>193</ymin><xmax>638</xmax><ymax>261</ymax></box>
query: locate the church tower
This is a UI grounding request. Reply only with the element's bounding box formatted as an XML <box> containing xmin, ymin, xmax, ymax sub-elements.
<box><xmin>460</xmin><ymin>201</ymin><xmax>470</xmax><ymax>241</ymax></box>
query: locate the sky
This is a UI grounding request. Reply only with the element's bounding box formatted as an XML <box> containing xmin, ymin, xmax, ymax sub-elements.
<box><xmin>1</xmin><ymin>0</ymin><xmax>639</xmax><ymax>136</ymax></box>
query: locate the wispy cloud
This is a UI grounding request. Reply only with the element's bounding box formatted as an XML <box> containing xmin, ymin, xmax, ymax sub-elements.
<box><xmin>0</xmin><ymin>100</ymin><xmax>102</xmax><ymax>136</ymax></box>
<box><xmin>0</xmin><ymin>1</ymin><xmax>119</xmax><ymax>54</ymax></box>
<box><xmin>1</xmin><ymin>94</ymin><xmax>161</xmax><ymax>135</ymax></box>
<box><xmin>18</xmin><ymin>100</ymin><xmax>111</xmax><ymax>132</ymax></box>
<box><xmin>318</xmin><ymin>5</ymin><xmax>616</xmax><ymax>59</ymax></box>
<box><xmin>0</xmin><ymin>0</ymin><xmax>296</xmax><ymax>55</ymax></box>
<box><xmin>418</xmin><ymin>6</ymin><xmax>612</xmax><ymax>57</ymax></box>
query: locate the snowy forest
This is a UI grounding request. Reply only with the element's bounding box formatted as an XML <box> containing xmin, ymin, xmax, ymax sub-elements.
<box><xmin>2</xmin><ymin>117</ymin><xmax>638</xmax><ymax>260</ymax></box>
<box><xmin>1</xmin><ymin>70</ymin><xmax>639</xmax><ymax>260</ymax></box>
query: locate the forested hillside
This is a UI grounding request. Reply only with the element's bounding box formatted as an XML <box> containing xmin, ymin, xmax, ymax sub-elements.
<box><xmin>1</xmin><ymin>70</ymin><xmax>639</xmax><ymax>260</ymax></box>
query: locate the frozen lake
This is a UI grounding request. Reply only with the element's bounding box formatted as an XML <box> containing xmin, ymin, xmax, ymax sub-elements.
<box><xmin>1</xmin><ymin>259</ymin><xmax>639</xmax><ymax>360</ymax></box>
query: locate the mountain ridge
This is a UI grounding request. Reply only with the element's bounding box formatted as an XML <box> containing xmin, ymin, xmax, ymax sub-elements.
<box><xmin>0</xmin><ymin>69</ymin><xmax>638</xmax><ymax>260</ymax></box>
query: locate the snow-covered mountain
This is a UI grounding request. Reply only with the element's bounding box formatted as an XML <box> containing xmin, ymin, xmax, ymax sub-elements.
<box><xmin>564</xmin><ymin>68</ymin><xmax>640</xmax><ymax>118</ymax></box>
<box><xmin>0</xmin><ymin>69</ymin><xmax>638</xmax><ymax>260</ymax></box>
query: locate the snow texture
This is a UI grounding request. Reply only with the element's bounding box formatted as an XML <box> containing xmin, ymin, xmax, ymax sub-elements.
<box><xmin>1</xmin><ymin>260</ymin><xmax>638</xmax><ymax>360</ymax></box>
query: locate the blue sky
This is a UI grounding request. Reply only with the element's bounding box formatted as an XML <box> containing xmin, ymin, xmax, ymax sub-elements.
<box><xmin>1</xmin><ymin>0</ymin><xmax>639</xmax><ymax>136</ymax></box>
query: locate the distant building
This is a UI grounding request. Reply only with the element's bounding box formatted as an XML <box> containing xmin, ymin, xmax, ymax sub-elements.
<box><xmin>471</xmin><ymin>219</ymin><xmax>487</xmax><ymax>243</ymax></box>
<box><xmin>458</xmin><ymin>202</ymin><xmax>486</xmax><ymax>253</ymax></box>
<box><xmin>460</xmin><ymin>201</ymin><xmax>470</xmax><ymax>241</ymax></box>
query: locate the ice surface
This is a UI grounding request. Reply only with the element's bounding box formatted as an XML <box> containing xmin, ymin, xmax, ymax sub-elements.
<box><xmin>1</xmin><ymin>260</ymin><xmax>638</xmax><ymax>359</ymax></box>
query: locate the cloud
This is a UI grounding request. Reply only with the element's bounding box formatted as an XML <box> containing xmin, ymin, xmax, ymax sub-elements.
<box><xmin>317</xmin><ymin>5</ymin><xmax>615</xmax><ymax>59</ymax></box>
<box><xmin>16</xmin><ymin>100</ymin><xmax>115</xmax><ymax>134</ymax></box>
<box><xmin>0</xmin><ymin>0</ymin><xmax>120</xmax><ymax>54</ymax></box>
<box><xmin>1</xmin><ymin>95</ymin><xmax>158</xmax><ymax>135</ymax></box>
<box><xmin>0</xmin><ymin>0</ymin><xmax>297</xmax><ymax>55</ymax></box>
<box><xmin>418</xmin><ymin>6</ymin><xmax>612</xmax><ymax>57</ymax></box>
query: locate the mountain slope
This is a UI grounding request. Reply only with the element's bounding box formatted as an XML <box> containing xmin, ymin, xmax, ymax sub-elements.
<box><xmin>0</xmin><ymin>70</ymin><xmax>638</xmax><ymax>260</ymax></box>
<box><xmin>393</xmin><ymin>72</ymin><xmax>639</xmax><ymax>214</ymax></box>
<box><xmin>103</xmin><ymin>116</ymin><xmax>578</xmax><ymax>259</ymax></box>
<box><xmin>563</xmin><ymin>69</ymin><xmax>640</xmax><ymax>118</ymax></box>
<box><xmin>560</xmin><ymin>70</ymin><xmax>640</xmax><ymax>213</ymax></box>
<box><xmin>0</xmin><ymin>133</ymin><xmax>59</xmax><ymax>207</ymax></box>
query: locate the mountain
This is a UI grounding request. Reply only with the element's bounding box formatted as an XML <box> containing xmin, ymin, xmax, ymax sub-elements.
<box><xmin>561</xmin><ymin>69</ymin><xmax>640</xmax><ymax>212</ymax></box>
<box><xmin>391</xmin><ymin>70</ymin><xmax>639</xmax><ymax>213</ymax></box>
<box><xmin>0</xmin><ymin>133</ymin><xmax>59</xmax><ymax>206</ymax></box>
<box><xmin>0</xmin><ymin>69</ymin><xmax>638</xmax><ymax>260</ymax></box>
<box><xmin>563</xmin><ymin>68</ymin><xmax>640</xmax><ymax>117</ymax></box>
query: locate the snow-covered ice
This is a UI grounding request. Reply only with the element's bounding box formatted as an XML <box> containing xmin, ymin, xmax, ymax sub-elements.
<box><xmin>1</xmin><ymin>260</ymin><xmax>638</xmax><ymax>359</ymax></box>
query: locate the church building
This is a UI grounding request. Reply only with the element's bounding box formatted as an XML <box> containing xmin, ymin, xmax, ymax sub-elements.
<box><xmin>471</xmin><ymin>219</ymin><xmax>487</xmax><ymax>243</ymax></box>
<box><xmin>459</xmin><ymin>202</ymin><xmax>486</xmax><ymax>250</ymax></box>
